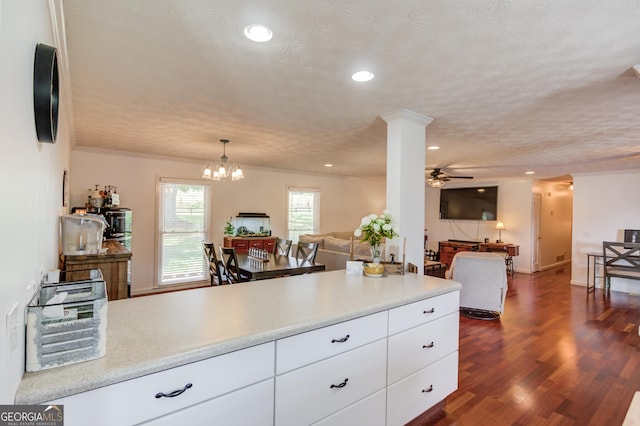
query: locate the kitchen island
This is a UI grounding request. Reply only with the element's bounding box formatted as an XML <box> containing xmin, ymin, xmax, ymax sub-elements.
<box><xmin>16</xmin><ymin>270</ymin><xmax>461</xmax><ymax>425</ymax></box>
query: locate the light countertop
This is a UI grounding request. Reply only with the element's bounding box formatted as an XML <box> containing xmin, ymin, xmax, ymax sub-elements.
<box><xmin>16</xmin><ymin>270</ymin><xmax>460</xmax><ymax>404</ymax></box>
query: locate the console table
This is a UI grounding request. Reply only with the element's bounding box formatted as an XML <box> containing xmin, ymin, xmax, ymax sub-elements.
<box><xmin>479</xmin><ymin>242</ymin><xmax>520</xmax><ymax>257</ymax></box>
<box><xmin>224</xmin><ymin>236</ymin><xmax>277</xmax><ymax>254</ymax></box>
<box><xmin>438</xmin><ymin>241</ymin><xmax>519</xmax><ymax>272</ymax></box>
<box><xmin>438</xmin><ymin>241</ymin><xmax>479</xmax><ymax>269</ymax></box>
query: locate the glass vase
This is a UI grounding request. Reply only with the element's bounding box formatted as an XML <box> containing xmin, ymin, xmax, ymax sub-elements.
<box><xmin>370</xmin><ymin>243</ymin><xmax>382</xmax><ymax>264</ymax></box>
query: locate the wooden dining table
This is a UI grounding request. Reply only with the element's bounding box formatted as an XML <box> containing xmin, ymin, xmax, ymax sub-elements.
<box><xmin>236</xmin><ymin>253</ymin><xmax>325</xmax><ymax>280</ymax></box>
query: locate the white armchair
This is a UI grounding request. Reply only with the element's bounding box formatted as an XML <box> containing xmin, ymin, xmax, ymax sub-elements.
<box><xmin>446</xmin><ymin>251</ymin><xmax>508</xmax><ymax>320</ymax></box>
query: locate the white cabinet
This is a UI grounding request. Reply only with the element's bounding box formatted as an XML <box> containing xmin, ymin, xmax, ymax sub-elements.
<box><xmin>312</xmin><ymin>389</ymin><xmax>386</xmax><ymax>426</ymax></box>
<box><xmin>43</xmin><ymin>290</ymin><xmax>459</xmax><ymax>426</ymax></box>
<box><xmin>141</xmin><ymin>378</ymin><xmax>274</xmax><ymax>426</ymax></box>
<box><xmin>276</xmin><ymin>311</ymin><xmax>387</xmax><ymax>374</ymax></box>
<box><xmin>45</xmin><ymin>343</ymin><xmax>274</xmax><ymax>426</ymax></box>
<box><xmin>388</xmin><ymin>312</ymin><xmax>459</xmax><ymax>384</ymax></box>
<box><xmin>275</xmin><ymin>339</ymin><xmax>387</xmax><ymax>426</ymax></box>
<box><xmin>388</xmin><ymin>290</ymin><xmax>459</xmax><ymax>335</ymax></box>
<box><xmin>387</xmin><ymin>352</ymin><xmax>459</xmax><ymax>426</ymax></box>
<box><xmin>386</xmin><ymin>291</ymin><xmax>460</xmax><ymax>425</ymax></box>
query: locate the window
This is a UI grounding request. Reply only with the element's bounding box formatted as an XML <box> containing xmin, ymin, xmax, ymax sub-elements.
<box><xmin>287</xmin><ymin>187</ymin><xmax>320</xmax><ymax>241</ymax></box>
<box><xmin>157</xmin><ymin>178</ymin><xmax>211</xmax><ymax>286</ymax></box>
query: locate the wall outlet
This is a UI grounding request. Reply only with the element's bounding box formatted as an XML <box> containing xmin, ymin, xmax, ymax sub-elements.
<box><xmin>5</xmin><ymin>302</ymin><xmax>20</xmax><ymax>365</ymax></box>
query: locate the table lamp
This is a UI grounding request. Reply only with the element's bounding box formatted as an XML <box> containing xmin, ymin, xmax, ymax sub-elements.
<box><xmin>495</xmin><ymin>221</ymin><xmax>505</xmax><ymax>243</ymax></box>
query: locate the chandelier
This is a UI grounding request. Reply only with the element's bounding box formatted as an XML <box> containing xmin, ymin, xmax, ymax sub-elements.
<box><xmin>202</xmin><ymin>139</ymin><xmax>245</xmax><ymax>181</ymax></box>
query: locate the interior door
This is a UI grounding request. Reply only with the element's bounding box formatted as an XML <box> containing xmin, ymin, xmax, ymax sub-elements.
<box><xmin>532</xmin><ymin>193</ymin><xmax>541</xmax><ymax>272</ymax></box>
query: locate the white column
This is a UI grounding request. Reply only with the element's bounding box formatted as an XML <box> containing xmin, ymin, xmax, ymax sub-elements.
<box><xmin>381</xmin><ymin>109</ymin><xmax>433</xmax><ymax>274</ymax></box>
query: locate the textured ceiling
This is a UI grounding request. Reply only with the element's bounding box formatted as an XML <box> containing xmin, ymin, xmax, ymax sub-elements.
<box><xmin>61</xmin><ymin>0</ymin><xmax>640</xmax><ymax>181</ymax></box>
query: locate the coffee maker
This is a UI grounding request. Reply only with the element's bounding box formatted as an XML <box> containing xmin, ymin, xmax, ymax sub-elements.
<box><xmin>61</xmin><ymin>214</ymin><xmax>108</xmax><ymax>255</ymax></box>
<box><xmin>104</xmin><ymin>208</ymin><xmax>132</xmax><ymax>249</ymax></box>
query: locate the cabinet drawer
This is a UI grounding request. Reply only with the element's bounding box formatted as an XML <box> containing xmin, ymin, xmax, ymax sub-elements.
<box><xmin>47</xmin><ymin>342</ymin><xmax>274</xmax><ymax>426</ymax></box>
<box><xmin>141</xmin><ymin>378</ymin><xmax>274</xmax><ymax>426</ymax></box>
<box><xmin>275</xmin><ymin>339</ymin><xmax>387</xmax><ymax>426</ymax></box>
<box><xmin>232</xmin><ymin>241</ymin><xmax>249</xmax><ymax>248</ymax></box>
<box><xmin>276</xmin><ymin>311</ymin><xmax>387</xmax><ymax>374</ymax></box>
<box><xmin>264</xmin><ymin>239</ymin><xmax>276</xmax><ymax>252</ymax></box>
<box><xmin>388</xmin><ymin>291</ymin><xmax>459</xmax><ymax>335</ymax></box>
<box><xmin>249</xmin><ymin>240</ymin><xmax>264</xmax><ymax>248</ymax></box>
<box><xmin>312</xmin><ymin>388</ymin><xmax>386</xmax><ymax>426</ymax></box>
<box><xmin>388</xmin><ymin>312</ymin><xmax>459</xmax><ymax>384</ymax></box>
<box><xmin>387</xmin><ymin>351</ymin><xmax>459</xmax><ymax>426</ymax></box>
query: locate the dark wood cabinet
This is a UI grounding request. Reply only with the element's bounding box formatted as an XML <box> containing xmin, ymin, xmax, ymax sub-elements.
<box><xmin>479</xmin><ymin>242</ymin><xmax>519</xmax><ymax>257</ymax></box>
<box><xmin>438</xmin><ymin>240</ymin><xmax>520</xmax><ymax>270</ymax></box>
<box><xmin>438</xmin><ymin>240</ymin><xmax>479</xmax><ymax>269</ymax></box>
<box><xmin>62</xmin><ymin>240</ymin><xmax>132</xmax><ymax>301</ymax></box>
<box><xmin>224</xmin><ymin>236</ymin><xmax>277</xmax><ymax>254</ymax></box>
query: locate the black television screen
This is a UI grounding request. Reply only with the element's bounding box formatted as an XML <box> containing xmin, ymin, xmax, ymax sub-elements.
<box><xmin>624</xmin><ymin>229</ymin><xmax>640</xmax><ymax>244</ymax></box>
<box><xmin>439</xmin><ymin>186</ymin><xmax>498</xmax><ymax>221</ymax></box>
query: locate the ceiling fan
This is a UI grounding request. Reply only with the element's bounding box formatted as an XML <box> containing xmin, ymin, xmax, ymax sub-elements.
<box><xmin>426</xmin><ymin>168</ymin><xmax>474</xmax><ymax>188</ymax></box>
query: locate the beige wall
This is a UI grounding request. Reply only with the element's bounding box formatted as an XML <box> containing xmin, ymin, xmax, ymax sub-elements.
<box><xmin>425</xmin><ymin>179</ymin><xmax>534</xmax><ymax>273</ymax></box>
<box><xmin>70</xmin><ymin>149</ymin><xmax>386</xmax><ymax>295</ymax></box>
<box><xmin>571</xmin><ymin>169</ymin><xmax>640</xmax><ymax>292</ymax></box>
<box><xmin>0</xmin><ymin>1</ymin><xmax>72</xmax><ymax>403</ymax></box>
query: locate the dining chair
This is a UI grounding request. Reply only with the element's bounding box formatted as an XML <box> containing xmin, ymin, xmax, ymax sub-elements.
<box><xmin>274</xmin><ymin>238</ymin><xmax>293</xmax><ymax>256</ymax></box>
<box><xmin>202</xmin><ymin>242</ymin><xmax>226</xmax><ymax>285</ymax></box>
<box><xmin>295</xmin><ymin>241</ymin><xmax>319</xmax><ymax>263</ymax></box>
<box><xmin>218</xmin><ymin>246</ymin><xmax>248</xmax><ymax>284</ymax></box>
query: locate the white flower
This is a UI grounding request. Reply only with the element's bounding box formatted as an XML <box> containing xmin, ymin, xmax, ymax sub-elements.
<box><xmin>382</xmin><ymin>223</ymin><xmax>392</xmax><ymax>231</ymax></box>
<box><xmin>361</xmin><ymin>217</ymin><xmax>371</xmax><ymax>226</ymax></box>
<box><xmin>368</xmin><ymin>214</ymin><xmax>378</xmax><ymax>220</ymax></box>
<box><xmin>373</xmin><ymin>223</ymin><xmax>381</xmax><ymax>231</ymax></box>
<box><xmin>354</xmin><ymin>228</ymin><xmax>362</xmax><ymax>237</ymax></box>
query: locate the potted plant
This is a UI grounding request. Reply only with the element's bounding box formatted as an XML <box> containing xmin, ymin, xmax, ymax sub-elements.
<box><xmin>354</xmin><ymin>210</ymin><xmax>398</xmax><ymax>264</ymax></box>
<box><xmin>224</xmin><ymin>218</ymin><xmax>235</xmax><ymax>236</ymax></box>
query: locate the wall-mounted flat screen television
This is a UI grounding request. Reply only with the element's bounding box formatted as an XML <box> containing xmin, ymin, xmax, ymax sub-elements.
<box><xmin>439</xmin><ymin>186</ymin><xmax>498</xmax><ymax>221</ymax></box>
<box><xmin>624</xmin><ymin>229</ymin><xmax>640</xmax><ymax>244</ymax></box>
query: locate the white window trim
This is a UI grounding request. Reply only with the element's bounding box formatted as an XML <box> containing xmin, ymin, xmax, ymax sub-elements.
<box><xmin>155</xmin><ymin>177</ymin><xmax>212</xmax><ymax>288</ymax></box>
<box><xmin>286</xmin><ymin>186</ymin><xmax>320</xmax><ymax>241</ymax></box>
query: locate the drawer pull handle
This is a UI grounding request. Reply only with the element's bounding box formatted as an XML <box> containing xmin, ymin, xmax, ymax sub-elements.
<box><xmin>423</xmin><ymin>308</ymin><xmax>435</xmax><ymax>314</ymax></box>
<box><xmin>421</xmin><ymin>385</ymin><xmax>434</xmax><ymax>393</ymax></box>
<box><xmin>155</xmin><ymin>383</ymin><xmax>193</xmax><ymax>399</ymax></box>
<box><xmin>331</xmin><ymin>334</ymin><xmax>350</xmax><ymax>343</ymax></box>
<box><xmin>422</xmin><ymin>341</ymin><xmax>435</xmax><ymax>349</ymax></box>
<box><xmin>330</xmin><ymin>378</ymin><xmax>349</xmax><ymax>389</ymax></box>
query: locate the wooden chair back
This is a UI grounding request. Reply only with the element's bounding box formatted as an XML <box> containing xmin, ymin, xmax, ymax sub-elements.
<box><xmin>296</xmin><ymin>241</ymin><xmax>319</xmax><ymax>263</ymax></box>
<box><xmin>274</xmin><ymin>239</ymin><xmax>293</xmax><ymax>256</ymax></box>
<box><xmin>603</xmin><ymin>241</ymin><xmax>640</xmax><ymax>293</ymax></box>
<box><xmin>218</xmin><ymin>246</ymin><xmax>247</xmax><ymax>283</ymax></box>
<box><xmin>203</xmin><ymin>242</ymin><xmax>225</xmax><ymax>285</ymax></box>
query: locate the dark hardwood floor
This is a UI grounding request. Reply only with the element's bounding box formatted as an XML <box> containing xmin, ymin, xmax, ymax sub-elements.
<box><xmin>428</xmin><ymin>266</ymin><xmax>640</xmax><ymax>426</ymax></box>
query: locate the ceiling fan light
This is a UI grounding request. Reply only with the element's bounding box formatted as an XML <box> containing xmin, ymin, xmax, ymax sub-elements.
<box><xmin>428</xmin><ymin>178</ymin><xmax>445</xmax><ymax>188</ymax></box>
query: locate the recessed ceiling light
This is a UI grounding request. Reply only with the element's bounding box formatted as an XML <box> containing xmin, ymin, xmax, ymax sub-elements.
<box><xmin>324</xmin><ymin>163</ymin><xmax>333</xmax><ymax>167</ymax></box>
<box><xmin>525</xmin><ymin>171</ymin><xmax>535</xmax><ymax>175</ymax></box>
<box><xmin>351</xmin><ymin>71</ymin><xmax>374</xmax><ymax>82</ymax></box>
<box><xmin>427</xmin><ymin>146</ymin><xmax>440</xmax><ymax>150</ymax></box>
<box><xmin>244</xmin><ymin>25</ymin><xmax>273</xmax><ymax>42</ymax></box>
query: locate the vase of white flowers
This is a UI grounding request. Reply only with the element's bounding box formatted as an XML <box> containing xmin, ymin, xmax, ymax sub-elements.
<box><xmin>354</xmin><ymin>210</ymin><xmax>399</xmax><ymax>264</ymax></box>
